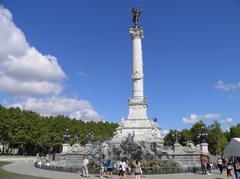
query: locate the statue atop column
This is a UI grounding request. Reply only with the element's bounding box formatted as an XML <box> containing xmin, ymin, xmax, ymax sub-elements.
<box><xmin>130</xmin><ymin>7</ymin><xmax>142</xmax><ymax>27</ymax></box>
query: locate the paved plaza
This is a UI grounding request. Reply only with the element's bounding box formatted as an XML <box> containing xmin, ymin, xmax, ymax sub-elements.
<box><xmin>1</xmin><ymin>158</ymin><xmax>230</xmax><ymax>179</ymax></box>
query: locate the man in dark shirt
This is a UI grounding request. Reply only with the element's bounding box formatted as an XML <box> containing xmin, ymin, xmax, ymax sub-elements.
<box><xmin>233</xmin><ymin>158</ymin><xmax>240</xmax><ymax>179</ymax></box>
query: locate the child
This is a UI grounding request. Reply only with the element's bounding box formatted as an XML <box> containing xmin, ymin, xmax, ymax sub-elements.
<box><xmin>226</xmin><ymin>162</ymin><xmax>233</xmax><ymax>178</ymax></box>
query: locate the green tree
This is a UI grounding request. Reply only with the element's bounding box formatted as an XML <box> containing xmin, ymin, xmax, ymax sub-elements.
<box><xmin>207</xmin><ymin>121</ymin><xmax>227</xmax><ymax>155</ymax></box>
<box><xmin>190</xmin><ymin>121</ymin><xmax>207</xmax><ymax>144</ymax></box>
<box><xmin>163</xmin><ymin>130</ymin><xmax>176</xmax><ymax>146</ymax></box>
<box><xmin>179</xmin><ymin>129</ymin><xmax>193</xmax><ymax>144</ymax></box>
<box><xmin>0</xmin><ymin>106</ymin><xmax>118</xmax><ymax>155</ymax></box>
<box><xmin>229</xmin><ymin>124</ymin><xmax>240</xmax><ymax>139</ymax></box>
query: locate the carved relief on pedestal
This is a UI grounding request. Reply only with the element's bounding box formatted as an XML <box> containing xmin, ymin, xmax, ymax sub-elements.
<box><xmin>129</xmin><ymin>105</ymin><xmax>145</xmax><ymax>113</ymax></box>
<box><xmin>128</xmin><ymin>97</ymin><xmax>148</xmax><ymax>106</ymax></box>
<box><xmin>132</xmin><ymin>71</ymin><xmax>143</xmax><ymax>80</ymax></box>
<box><xmin>128</xmin><ymin>104</ymin><xmax>147</xmax><ymax>119</ymax></box>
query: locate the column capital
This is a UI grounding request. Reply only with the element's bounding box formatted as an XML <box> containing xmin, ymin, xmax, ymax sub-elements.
<box><xmin>129</xmin><ymin>27</ymin><xmax>144</xmax><ymax>40</ymax></box>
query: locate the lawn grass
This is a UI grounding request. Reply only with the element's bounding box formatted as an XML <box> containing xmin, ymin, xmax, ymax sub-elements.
<box><xmin>0</xmin><ymin>161</ymin><xmax>49</xmax><ymax>179</ymax></box>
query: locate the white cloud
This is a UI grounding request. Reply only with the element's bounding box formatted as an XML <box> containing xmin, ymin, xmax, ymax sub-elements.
<box><xmin>215</xmin><ymin>81</ymin><xmax>240</xmax><ymax>91</ymax></box>
<box><xmin>77</xmin><ymin>70</ymin><xmax>87</xmax><ymax>77</ymax></box>
<box><xmin>0</xmin><ymin>6</ymin><xmax>104</xmax><ymax>122</ymax></box>
<box><xmin>0</xmin><ymin>76</ymin><xmax>62</xmax><ymax>96</ymax></box>
<box><xmin>9</xmin><ymin>96</ymin><xmax>103</xmax><ymax>122</ymax></box>
<box><xmin>182</xmin><ymin>113</ymin><xmax>234</xmax><ymax>125</ymax></box>
<box><xmin>0</xmin><ymin>5</ymin><xmax>66</xmax><ymax>96</ymax></box>
<box><xmin>219</xmin><ymin>118</ymin><xmax>233</xmax><ymax>125</ymax></box>
<box><xmin>160</xmin><ymin>129</ymin><xmax>169</xmax><ymax>139</ymax></box>
<box><xmin>69</xmin><ymin>109</ymin><xmax>102</xmax><ymax>122</ymax></box>
<box><xmin>182</xmin><ymin>113</ymin><xmax>221</xmax><ymax>124</ymax></box>
<box><xmin>226</xmin><ymin>118</ymin><xmax>233</xmax><ymax>124</ymax></box>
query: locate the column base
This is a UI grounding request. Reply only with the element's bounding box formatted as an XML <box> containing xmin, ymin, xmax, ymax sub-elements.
<box><xmin>113</xmin><ymin>117</ymin><xmax>161</xmax><ymax>142</ymax></box>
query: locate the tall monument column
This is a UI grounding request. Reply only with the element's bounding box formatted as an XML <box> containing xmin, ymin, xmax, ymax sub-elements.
<box><xmin>128</xmin><ymin>8</ymin><xmax>147</xmax><ymax>120</ymax></box>
<box><xmin>113</xmin><ymin>8</ymin><xmax>161</xmax><ymax>142</ymax></box>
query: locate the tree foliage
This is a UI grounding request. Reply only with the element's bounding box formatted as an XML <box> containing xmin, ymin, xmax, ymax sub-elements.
<box><xmin>1</xmin><ymin>105</ymin><xmax>239</xmax><ymax>156</ymax></box>
<box><xmin>228</xmin><ymin>124</ymin><xmax>240</xmax><ymax>139</ymax></box>
<box><xmin>163</xmin><ymin>120</ymin><xmax>239</xmax><ymax>155</ymax></box>
<box><xmin>0</xmin><ymin>105</ymin><xmax>118</xmax><ymax>155</ymax></box>
<box><xmin>207</xmin><ymin>121</ymin><xmax>227</xmax><ymax>155</ymax></box>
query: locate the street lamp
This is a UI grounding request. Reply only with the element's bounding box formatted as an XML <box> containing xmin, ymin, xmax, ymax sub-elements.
<box><xmin>197</xmin><ymin>131</ymin><xmax>207</xmax><ymax>144</ymax></box>
<box><xmin>196</xmin><ymin>128</ymin><xmax>209</xmax><ymax>155</ymax></box>
<box><xmin>172</xmin><ymin>130</ymin><xmax>180</xmax><ymax>144</ymax></box>
<box><xmin>63</xmin><ymin>128</ymin><xmax>71</xmax><ymax>144</ymax></box>
<box><xmin>182</xmin><ymin>137</ymin><xmax>189</xmax><ymax>146</ymax></box>
<box><xmin>86</xmin><ymin>132</ymin><xmax>93</xmax><ymax>143</ymax></box>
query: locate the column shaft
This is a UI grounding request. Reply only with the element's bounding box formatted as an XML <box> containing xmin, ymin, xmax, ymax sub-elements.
<box><xmin>132</xmin><ymin>38</ymin><xmax>144</xmax><ymax>98</ymax></box>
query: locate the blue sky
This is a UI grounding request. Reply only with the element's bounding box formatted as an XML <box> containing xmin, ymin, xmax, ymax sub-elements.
<box><xmin>0</xmin><ymin>0</ymin><xmax>240</xmax><ymax>132</ymax></box>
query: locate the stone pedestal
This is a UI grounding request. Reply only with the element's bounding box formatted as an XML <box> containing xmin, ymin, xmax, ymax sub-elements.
<box><xmin>113</xmin><ymin>117</ymin><xmax>161</xmax><ymax>142</ymax></box>
<box><xmin>62</xmin><ymin>144</ymin><xmax>71</xmax><ymax>154</ymax></box>
<box><xmin>201</xmin><ymin>143</ymin><xmax>209</xmax><ymax>155</ymax></box>
<box><xmin>173</xmin><ymin>142</ymin><xmax>182</xmax><ymax>153</ymax></box>
<box><xmin>196</xmin><ymin>144</ymin><xmax>201</xmax><ymax>152</ymax></box>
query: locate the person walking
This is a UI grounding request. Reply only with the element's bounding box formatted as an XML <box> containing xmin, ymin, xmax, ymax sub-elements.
<box><xmin>133</xmin><ymin>160</ymin><xmax>142</xmax><ymax>179</ymax></box>
<box><xmin>226</xmin><ymin>161</ymin><xmax>233</xmax><ymax>178</ymax></box>
<box><xmin>200</xmin><ymin>154</ymin><xmax>207</xmax><ymax>175</ymax></box>
<box><xmin>107</xmin><ymin>160</ymin><xmax>113</xmax><ymax>179</ymax></box>
<box><xmin>233</xmin><ymin>158</ymin><xmax>240</xmax><ymax>179</ymax></box>
<box><xmin>126</xmin><ymin>159</ymin><xmax>131</xmax><ymax>176</ymax></box>
<box><xmin>206</xmin><ymin>156</ymin><xmax>211</xmax><ymax>175</ymax></box>
<box><xmin>217</xmin><ymin>156</ymin><xmax>224</xmax><ymax>174</ymax></box>
<box><xmin>99</xmin><ymin>158</ymin><xmax>105</xmax><ymax>178</ymax></box>
<box><xmin>82</xmin><ymin>158</ymin><xmax>89</xmax><ymax>177</ymax></box>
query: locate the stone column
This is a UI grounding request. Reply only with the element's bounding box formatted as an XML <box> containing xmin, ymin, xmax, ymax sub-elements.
<box><xmin>131</xmin><ymin>27</ymin><xmax>144</xmax><ymax>98</ymax></box>
<box><xmin>128</xmin><ymin>27</ymin><xmax>148</xmax><ymax>120</ymax></box>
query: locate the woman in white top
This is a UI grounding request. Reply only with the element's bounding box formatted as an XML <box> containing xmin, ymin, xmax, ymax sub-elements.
<box><xmin>118</xmin><ymin>159</ymin><xmax>127</xmax><ymax>179</ymax></box>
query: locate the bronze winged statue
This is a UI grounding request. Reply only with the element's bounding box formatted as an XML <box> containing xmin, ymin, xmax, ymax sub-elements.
<box><xmin>130</xmin><ymin>7</ymin><xmax>142</xmax><ymax>27</ymax></box>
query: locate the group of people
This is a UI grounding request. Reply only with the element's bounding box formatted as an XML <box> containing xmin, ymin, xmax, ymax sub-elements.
<box><xmin>217</xmin><ymin>156</ymin><xmax>240</xmax><ymax>179</ymax></box>
<box><xmin>117</xmin><ymin>159</ymin><xmax>142</xmax><ymax>179</ymax></box>
<box><xmin>200</xmin><ymin>154</ymin><xmax>240</xmax><ymax>178</ymax></box>
<box><xmin>99</xmin><ymin>158</ymin><xmax>113</xmax><ymax>178</ymax></box>
<box><xmin>81</xmin><ymin>157</ymin><xmax>142</xmax><ymax>178</ymax></box>
<box><xmin>81</xmin><ymin>155</ymin><xmax>240</xmax><ymax>178</ymax></box>
<box><xmin>98</xmin><ymin>158</ymin><xmax>142</xmax><ymax>179</ymax></box>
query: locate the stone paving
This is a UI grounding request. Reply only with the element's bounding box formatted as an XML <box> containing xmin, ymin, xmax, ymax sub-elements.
<box><xmin>2</xmin><ymin>158</ymin><xmax>230</xmax><ymax>179</ymax></box>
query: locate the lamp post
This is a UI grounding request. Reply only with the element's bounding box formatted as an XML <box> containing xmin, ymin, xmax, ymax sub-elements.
<box><xmin>197</xmin><ymin>131</ymin><xmax>207</xmax><ymax>144</ymax></box>
<box><xmin>172</xmin><ymin>130</ymin><xmax>180</xmax><ymax>144</ymax></box>
<box><xmin>63</xmin><ymin>128</ymin><xmax>71</xmax><ymax>144</ymax></box>
<box><xmin>196</xmin><ymin>128</ymin><xmax>209</xmax><ymax>155</ymax></box>
<box><xmin>171</xmin><ymin>130</ymin><xmax>180</xmax><ymax>158</ymax></box>
<box><xmin>182</xmin><ymin>137</ymin><xmax>189</xmax><ymax>146</ymax></box>
<box><xmin>86</xmin><ymin>132</ymin><xmax>93</xmax><ymax>143</ymax></box>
